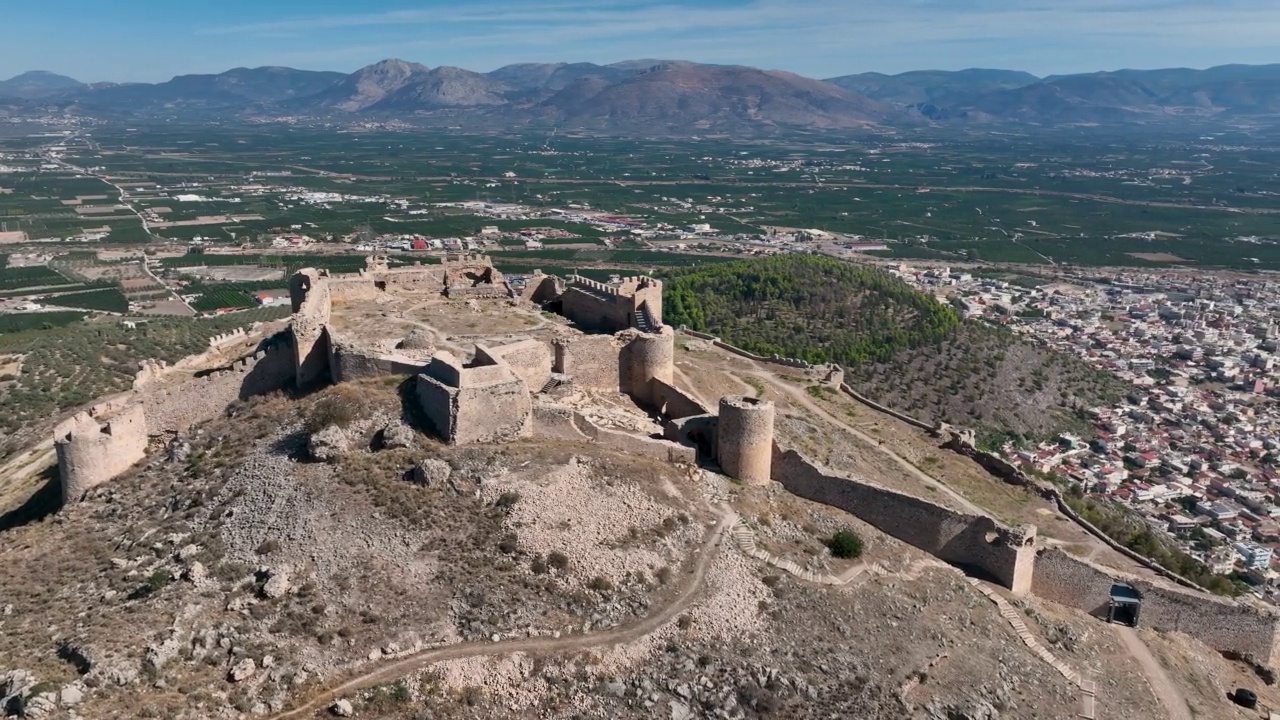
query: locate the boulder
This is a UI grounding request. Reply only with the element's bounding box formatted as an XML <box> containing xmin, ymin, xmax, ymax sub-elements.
<box><xmin>381</xmin><ymin>423</ymin><xmax>416</xmax><ymax>450</ymax></box>
<box><xmin>260</xmin><ymin>568</ymin><xmax>291</xmax><ymax>599</ymax></box>
<box><xmin>185</xmin><ymin>561</ymin><xmax>208</xmax><ymax>585</ymax></box>
<box><xmin>59</xmin><ymin>685</ymin><xmax>84</xmax><ymax>707</ymax></box>
<box><xmin>308</xmin><ymin>425</ymin><xmax>350</xmax><ymax>463</ymax></box>
<box><xmin>409</xmin><ymin>459</ymin><xmax>451</xmax><ymax>486</ymax></box>
<box><xmin>228</xmin><ymin>658</ymin><xmax>256</xmax><ymax>683</ymax></box>
<box><xmin>398</xmin><ymin>328</ymin><xmax>434</xmax><ymax>352</ymax></box>
<box><xmin>331</xmin><ymin>698</ymin><xmax>354</xmax><ymax>716</ymax></box>
<box><xmin>23</xmin><ymin>692</ymin><xmax>56</xmax><ymax>719</ymax></box>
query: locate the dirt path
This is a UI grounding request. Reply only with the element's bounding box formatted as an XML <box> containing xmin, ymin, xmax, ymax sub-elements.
<box><xmin>1115</xmin><ymin>625</ymin><xmax>1193</xmax><ymax>720</ymax></box>
<box><xmin>265</xmin><ymin>508</ymin><xmax>737</xmax><ymax>719</ymax></box>
<box><xmin>751</xmin><ymin>371</ymin><xmax>989</xmax><ymax>517</ymax></box>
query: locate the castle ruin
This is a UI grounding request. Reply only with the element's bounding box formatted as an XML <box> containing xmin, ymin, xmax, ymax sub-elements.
<box><xmin>55</xmin><ymin>401</ymin><xmax>148</xmax><ymax>504</ymax></box>
<box><xmin>43</xmin><ymin>251</ymin><xmax>1280</xmax><ymax>676</ymax></box>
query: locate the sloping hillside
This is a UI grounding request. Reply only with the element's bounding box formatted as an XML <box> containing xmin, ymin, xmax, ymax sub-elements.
<box><xmin>664</xmin><ymin>256</ymin><xmax>1124</xmax><ymax>443</ymax></box>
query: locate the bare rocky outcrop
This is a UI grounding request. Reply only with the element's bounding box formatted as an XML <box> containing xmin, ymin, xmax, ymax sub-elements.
<box><xmin>409</xmin><ymin>458</ymin><xmax>452</xmax><ymax>486</ymax></box>
<box><xmin>308</xmin><ymin>425</ymin><xmax>352</xmax><ymax>463</ymax></box>
<box><xmin>380</xmin><ymin>422</ymin><xmax>416</xmax><ymax>450</ymax></box>
<box><xmin>228</xmin><ymin>657</ymin><xmax>256</xmax><ymax>683</ymax></box>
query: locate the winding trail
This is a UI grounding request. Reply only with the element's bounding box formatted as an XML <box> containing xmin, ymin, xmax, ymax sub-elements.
<box><xmin>264</xmin><ymin>508</ymin><xmax>737</xmax><ymax>720</ymax></box>
<box><xmin>1114</xmin><ymin>625</ymin><xmax>1193</xmax><ymax>720</ymax></box>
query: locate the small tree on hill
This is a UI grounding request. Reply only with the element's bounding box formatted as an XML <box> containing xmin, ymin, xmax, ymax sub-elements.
<box><xmin>828</xmin><ymin>529</ymin><xmax>864</xmax><ymax>559</ymax></box>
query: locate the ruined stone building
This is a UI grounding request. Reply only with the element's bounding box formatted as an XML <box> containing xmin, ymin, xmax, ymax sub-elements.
<box><xmin>55</xmin><ymin>401</ymin><xmax>147</xmax><ymax>504</ymax></box>
<box><xmin>558</xmin><ymin>274</ymin><xmax>663</xmax><ymax>333</ymax></box>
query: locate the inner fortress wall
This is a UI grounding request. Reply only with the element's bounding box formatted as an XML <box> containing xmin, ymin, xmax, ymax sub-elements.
<box><xmin>772</xmin><ymin>448</ymin><xmax>1036</xmax><ymax>593</ymax></box>
<box><xmin>558</xmin><ymin>275</ymin><xmax>664</xmax><ymax>333</ymax></box>
<box><xmin>55</xmin><ymin>403</ymin><xmax>148</xmax><ymax>503</ymax></box>
<box><xmin>415</xmin><ymin>352</ymin><xmax>532</xmax><ymax>445</ymax></box>
<box><xmin>1034</xmin><ymin>547</ymin><xmax>1280</xmax><ymax>670</ymax></box>
<box><xmin>328</xmin><ymin>333</ymin><xmax>429</xmax><ymax>383</ymax></box>
<box><xmin>553</xmin><ymin>334</ymin><xmax>626</xmax><ymax>392</ymax></box>
<box><xmin>289</xmin><ymin>268</ymin><xmax>332</xmax><ymax>387</ymax></box>
<box><xmin>475</xmin><ymin>339</ymin><xmax>552</xmax><ymax>393</ymax></box>
<box><xmin>649</xmin><ymin>379</ymin><xmax>709</xmax><ymax>419</ymax></box>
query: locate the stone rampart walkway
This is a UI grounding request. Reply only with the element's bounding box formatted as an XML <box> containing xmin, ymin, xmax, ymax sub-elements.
<box><xmin>967</xmin><ymin>579</ymin><xmax>1097</xmax><ymax>719</ymax></box>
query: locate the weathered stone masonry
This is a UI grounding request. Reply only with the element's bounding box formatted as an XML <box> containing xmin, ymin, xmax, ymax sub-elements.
<box><xmin>717</xmin><ymin>396</ymin><xmax>775</xmax><ymax>486</ymax></box>
<box><xmin>1034</xmin><ymin>548</ymin><xmax>1280</xmax><ymax>670</ymax></box>
<box><xmin>55</xmin><ymin>403</ymin><xmax>148</xmax><ymax>504</ymax></box>
<box><xmin>771</xmin><ymin>448</ymin><xmax>1037</xmax><ymax>593</ymax></box>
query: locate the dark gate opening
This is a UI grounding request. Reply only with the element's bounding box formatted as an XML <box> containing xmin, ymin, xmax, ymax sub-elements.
<box><xmin>1108</xmin><ymin>584</ymin><xmax>1142</xmax><ymax>627</ymax></box>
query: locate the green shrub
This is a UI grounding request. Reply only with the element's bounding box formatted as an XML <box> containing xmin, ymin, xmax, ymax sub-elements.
<box><xmin>828</xmin><ymin>530</ymin><xmax>864</xmax><ymax>559</ymax></box>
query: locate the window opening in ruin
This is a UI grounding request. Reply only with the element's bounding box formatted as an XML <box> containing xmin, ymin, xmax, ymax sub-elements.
<box><xmin>1107</xmin><ymin>584</ymin><xmax>1142</xmax><ymax>627</ymax></box>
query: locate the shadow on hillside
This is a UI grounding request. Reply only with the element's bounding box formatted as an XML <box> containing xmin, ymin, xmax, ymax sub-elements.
<box><xmin>0</xmin><ymin>466</ymin><xmax>61</xmax><ymax>533</ymax></box>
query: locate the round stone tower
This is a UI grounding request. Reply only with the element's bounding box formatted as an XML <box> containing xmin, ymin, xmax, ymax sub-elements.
<box><xmin>717</xmin><ymin>395</ymin><xmax>775</xmax><ymax>484</ymax></box>
<box><xmin>625</xmin><ymin>325</ymin><xmax>675</xmax><ymax>404</ymax></box>
<box><xmin>54</xmin><ymin>403</ymin><xmax>148</xmax><ymax>504</ymax></box>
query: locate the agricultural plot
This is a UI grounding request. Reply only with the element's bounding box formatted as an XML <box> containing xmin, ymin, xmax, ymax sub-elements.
<box><xmin>44</xmin><ymin>288</ymin><xmax>130</xmax><ymax>313</ymax></box>
<box><xmin>0</xmin><ymin>257</ymin><xmax>68</xmax><ymax>291</ymax></box>
<box><xmin>3</xmin><ymin>123</ymin><xmax>1275</xmax><ymax>270</ymax></box>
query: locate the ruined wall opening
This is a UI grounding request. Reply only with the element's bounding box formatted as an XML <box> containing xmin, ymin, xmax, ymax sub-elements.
<box><xmin>1108</xmin><ymin>584</ymin><xmax>1142</xmax><ymax>627</ymax></box>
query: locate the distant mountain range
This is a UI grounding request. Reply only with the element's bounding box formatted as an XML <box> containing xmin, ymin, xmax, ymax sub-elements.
<box><xmin>2</xmin><ymin>59</ymin><xmax>1279</xmax><ymax>132</ymax></box>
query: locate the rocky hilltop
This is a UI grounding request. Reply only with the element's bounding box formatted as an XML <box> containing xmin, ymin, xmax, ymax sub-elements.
<box><xmin>0</xmin><ymin>259</ymin><xmax>1269</xmax><ymax>719</ymax></box>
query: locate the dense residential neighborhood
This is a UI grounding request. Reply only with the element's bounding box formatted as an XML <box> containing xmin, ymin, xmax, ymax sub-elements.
<box><xmin>895</xmin><ymin>263</ymin><xmax>1280</xmax><ymax>592</ymax></box>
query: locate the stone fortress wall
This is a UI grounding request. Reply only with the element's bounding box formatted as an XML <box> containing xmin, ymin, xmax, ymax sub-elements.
<box><xmin>54</xmin><ymin>401</ymin><xmax>148</xmax><ymax>504</ymax></box>
<box><xmin>50</xmin><ymin>253</ymin><xmax>1280</xmax><ymax>674</ymax></box>
<box><xmin>560</xmin><ymin>274</ymin><xmax>663</xmax><ymax>333</ymax></box>
<box><xmin>674</xmin><ymin>326</ymin><xmax>1280</xmax><ymax>673</ymax></box>
<box><xmin>1033</xmin><ymin>547</ymin><xmax>1280</xmax><ymax>670</ymax></box>
<box><xmin>55</xmin><ymin>320</ymin><xmax>296</xmax><ymax>504</ymax></box>
<box><xmin>772</xmin><ymin>448</ymin><xmax>1038</xmax><ymax>593</ymax></box>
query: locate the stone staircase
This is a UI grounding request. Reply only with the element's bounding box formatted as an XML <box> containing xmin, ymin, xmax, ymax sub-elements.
<box><xmin>633</xmin><ymin>307</ymin><xmax>655</xmax><ymax>333</ymax></box>
<box><xmin>539</xmin><ymin>373</ymin><xmax>572</xmax><ymax>394</ymax></box>
<box><xmin>966</xmin><ymin>578</ymin><xmax>1096</xmax><ymax>719</ymax></box>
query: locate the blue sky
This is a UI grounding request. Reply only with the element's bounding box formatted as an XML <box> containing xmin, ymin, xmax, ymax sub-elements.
<box><xmin>3</xmin><ymin>0</ymin><xmax>1277</xmax><ymax>82</ymax></box>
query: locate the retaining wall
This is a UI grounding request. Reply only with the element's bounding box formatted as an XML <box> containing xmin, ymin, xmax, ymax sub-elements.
<box><xmin>1034</xmin><ymin>548</ymin><xmax>1280</xmax><ymax>670</ymax></box>
<box><xmin>772</xmin><ymin>449</ymin><xmax>1036</xmax><ymax>592</ymax></box>
<box><xmin>650</xmin><ymin>379</ymin><xmax>709</xmax><ymax>419</ymax></box>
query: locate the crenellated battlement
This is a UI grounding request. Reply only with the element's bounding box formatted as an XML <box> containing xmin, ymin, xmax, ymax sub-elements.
<box><xmin>55</xmin><ymin>403</ymin><xmax>147</xmax><ymax>504</ymax></box>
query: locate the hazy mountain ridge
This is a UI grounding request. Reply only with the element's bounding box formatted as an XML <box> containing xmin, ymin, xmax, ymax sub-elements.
<box><xmin>3</xmin><ymin>59</ymin><xmax>1280</xmax><ymax>130</ymax></box>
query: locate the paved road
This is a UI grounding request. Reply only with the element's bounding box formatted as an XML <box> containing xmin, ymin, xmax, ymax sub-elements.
<box><xmin>264</xmin><ymin>508</ymin><xmax>737</xmax><ymax>720</ymax></box>
<box><xmin>1114</xmin><ymin>625</ymin><xmax>1193</xmax><ymax>720</ymax></box>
